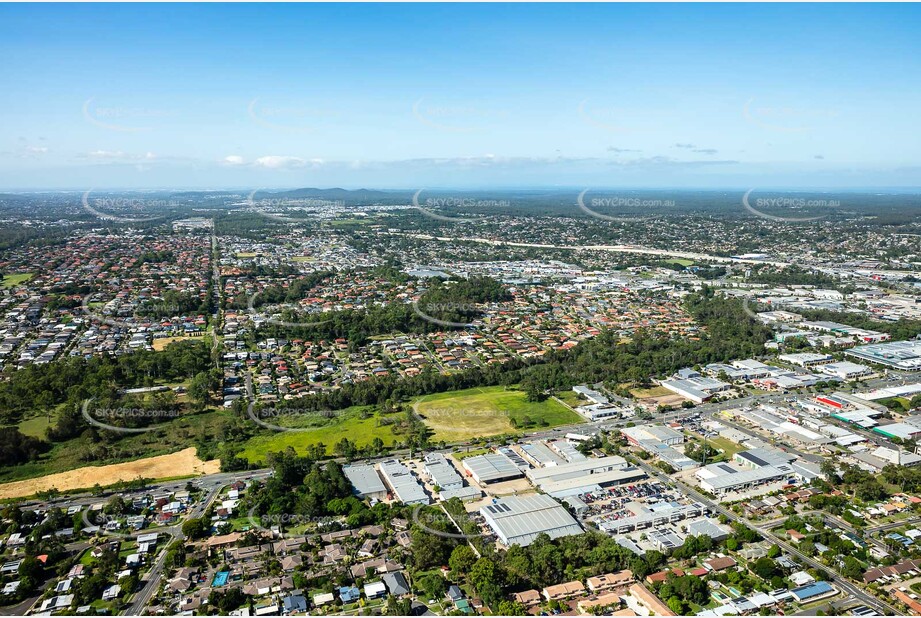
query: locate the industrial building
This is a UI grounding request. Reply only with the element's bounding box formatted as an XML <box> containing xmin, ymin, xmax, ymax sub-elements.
<box><xmin>378</xmin><ymin>459</ymin><xmax>430</xmax><ymax>505</ymax></box>
<box><xmin>621</xmin><ymin>424</ymin><xmax>697</xmax><ymax>470</ymax></box>
<box><xmin>696</xmin><ymin>458</ymin><xmax>795</xmax><ymax>496</ymax></box>
<box><xmin>695</xmin><ymin>448</ymin><xmax>802</xmax><ymax>496</ymax></box>
<box><xmin>733</xmin><ymin>448</ymin><xmax>796</xmax><ymax>470</ymax></box>
<box><xmin>778</xmin><ymin>352</ymin><xmax>833</xmax><ymax>368</ymax></box>
<box><xmin>818</xmin><ymin>361</ymin><xmax>874</xmax><ymax>380</ymax></box>
<box><xmin>572</xmin><ymin>385</ymin><xmax>609</xmax><ymax>405</ymax></box>
<box><xmin>480</xmin><ymin>494</ymin><xmax>583</xmax><ymax>547</ymax></box>
<box><xmin>846</xmin><ymin>340</ymin><xmax>921</xmax><ymax>370</ymax></box>
<box><xmin>800</xmin><ymin>320</ymin><xmax>889</xmax><ymax>343</ymax></box>
<box><xmin>525</xmin><ymin>455</ymin><xmax>628</xmax><ymax>485</ymax></box>
<box><xmin>872</xmin><ymin>419</ymin><xmax>921</xmax><ymax>441</ymax></box>
<box><xmin>462</xmin><ymin>452</ymin><xmax>524</xmax><ymax>484</ymax></box>
<box><xmin>422</xmin><ymin>453</ymin><xmax>464</xmax><ymax>491</ymax></box>
<box><xmin>598</xmin><ymin>501</ymin><xmax>708</xmax><ymax>534</ymax></box>
<box><xmin>536</xmin><ymin>468</ymin><xmax>648</xmax><ymax>498</ymax></box>
<box><xmin>579</xmin><ymin>403</ymin><xmax>632</xmax><ymax>421</ymax></box>
<box><xmin>621</xmin><ymin>424</ymin><xmax>683</xmax><ymax>446</ymax></box>
<box><xmin>687</xmin><ymin>518</ymin><xmax>732</xmax><ymax>541</ymax></box>
<box><xmin>343</xmin><ymin>464</ymin><xmax>388</xmax><ymax>501</ymax></box>
<box><xmin>704</xmin><ymin>360</ymin><xmax>772</xmax><ymax>382</ymax></box>
<box><xmin>660</xmin><ymin>373</ymin><xmax>731</xmax><ymax>404</ymax></box>
<box><xmin>520</xmin><ymin>441</ymin><xmax>566</xmax><ymax>467</ymax></box>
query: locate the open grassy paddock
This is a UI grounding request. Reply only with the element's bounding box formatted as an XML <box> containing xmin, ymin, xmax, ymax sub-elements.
<box><xmin>238</xmin><ymin>406</ymin><xmax>398</xmax><ymax>463</ymax></box>
<box><xmin>414</xmin><ymin>385</ymin><xmax>583</xmax><ymax>442</ymax></box>
<box><xmin>17</xmin><ymin>414</ymin><xmax>54</xmax><ymax>438</ymax></box>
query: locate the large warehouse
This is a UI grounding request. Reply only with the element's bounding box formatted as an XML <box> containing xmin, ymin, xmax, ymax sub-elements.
<box><xmin>462</xmin><ymin>452</ymin><xmax>524</xmax><ymax>484</ymax></box>
<box><xmin>378</xmin><ymin>459</ymin><xmax>430</xmax><ymax>505</ymax></box>
<box><xmin>846</xmin><ymin>340</ymin><xmax>921</xmax><ymax>370</ymax></box>
<box><xmin>695</xmin><ymin>460</ymin><xmax>795</xmax><ymax>496</ymax></box>
<box><xmin>480</xmin><ymin>494</ymin><xmax>584</xmax><ymax>547</ymax></box>
<box><xmin>343</xmin><ymin>464</ymin><xmax>388</xmax><ymax>501</ymax></box>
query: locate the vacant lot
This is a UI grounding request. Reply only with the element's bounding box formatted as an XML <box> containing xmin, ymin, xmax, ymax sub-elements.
<box><xmin>705</xmin><ymin>435</ymin><xmax>744</xmax><ymax>459</ymax></box>
<box><xmin>0</xmin><ymin>408</ymin><xmax>230</xmax><ymax>485</ymax></box>
<box><xmin>630</xmin><ymin>385</ymin><xmax>686</xmax><ymax>407</ymax></box>
<box><xmin>0</xmin><ymin>448</ymin><xmax>220</xmax><ymax>499</ymax></box>
<box><xmin>153</xmin><ymin>336</ymin><xmax>192</xmax><ymax>351</ymax></box>
<box><xmin>414</xmin><ymin>386</ymin><xmax>582</xmax><ymax>442</ymax></box>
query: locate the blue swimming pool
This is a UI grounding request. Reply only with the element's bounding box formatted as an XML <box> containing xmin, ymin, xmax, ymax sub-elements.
<box><xmin>212</xmin><ymin>571</ymin><xmax>229</xmax><ymax>587</ymax></box>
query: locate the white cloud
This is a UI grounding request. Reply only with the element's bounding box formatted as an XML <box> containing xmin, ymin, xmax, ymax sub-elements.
<box><xmin>16</xmin><ymin>145</ymin><xmax>48</xmax><ymax>159</ymax></box>
<box><xmin>87</xmin><ymin>150</ymin><xmax>127</xmax><ymax>159</ymax></box>
<box><xmin>81</xmin><ymin>150</ymin><xmax>158</xmax><ymax>163</ymax></box>
<box><xmin>222</xmin><ymin>155</ymin><xmax>245</xmax><ymax>166</ymax></box>
<box><xmin>253</xmin><ymin>156</ymin><xmax>323</xmax><ymax>170</ymax></box>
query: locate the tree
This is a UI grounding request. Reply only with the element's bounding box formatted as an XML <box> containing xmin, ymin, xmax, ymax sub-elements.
<box><xmin>187</xmin><ymin>371</ymin><xmax>212</xmax><ymax>407</ymax></box>
<box><xmin>751</xmin><ymin>558</ymin><xmax>780</xmax><ymax>581</ymax></box>
<box><xmin>104</xmin><ymin>495</ymin><xmax>127</xmax><ymax>515</ymax></box>
<box><xmin>668</xmin><ymin>596</ymin><xmax>686</xmax><ymax>615</ymax></box>
<box><xmin>415</xmin><ymin>572</ymin><xmax>447</xmax><ymax>600</ymax></box>
<box><xmin>820</xmin><ymin>458</ymin><xmax>840</xmax><ymax>483</ymax></box>
<box><xmin>842</xmin><ymin>556</ymin><xmax>865</xmax><ymax>580</ymax></box>
<box><xmin>182</xmin><ymin>517</ymin><xmax>209</xmax><ymax>540</ymax></box>
<box><xmin>496</xmin><ymin>600</ymin><xmax>528</xmax><ymax>616</ymax></box>
<box><xmin>0</xmin><ymin>427</ymin><xmax>48</xmax><ymax>466</ymax></box>
<box><xmin>470</xmin><ymin>557</ymin><xmax>504</xmax><ymax>609</ymax></box>
<box><xmin>448</xmin><ymin>544</ymin><xmax>476</xmax><ymax>574</ymax></box>
<box><xmin>210</xmin><ymin>588</ymin><xmax>247</xmax><ymax>613</ymax></box>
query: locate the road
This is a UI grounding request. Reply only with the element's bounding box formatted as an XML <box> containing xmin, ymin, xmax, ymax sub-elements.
<box><xmin>631</xmin><ymin>457</ymin><xmax>899</xmax><ymax>615</ymax></box>
<box><xmin>399</xmin><ymin>233</ymin><xmax>793</xmax><ymax>267</ymax></box>
<box><xmin>26</xmin><ymin>374</ymin><xmax>914</xmax><ymax>614</ymax></box>
<box><xmin>124</xmin><ymin>470</ymin><xmax>271</xmax><ymax>615</ymax></box>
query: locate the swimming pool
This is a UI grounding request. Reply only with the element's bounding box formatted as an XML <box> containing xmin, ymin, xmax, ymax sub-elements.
<box><xmin>212</xmin><ymin>571</ymin><xmax>229</xmax><ymax>587</ymax></box>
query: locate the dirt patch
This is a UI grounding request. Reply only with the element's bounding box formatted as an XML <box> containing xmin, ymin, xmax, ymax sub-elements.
<box><xmin>0</xmin><ymin>448</ymin><xmax>220</xmax><ymax>499</ymax></box>
<box><xmin>153</xmin><ymin>336</ymin><xmax>190</xmax><ymax>351</ymax></box>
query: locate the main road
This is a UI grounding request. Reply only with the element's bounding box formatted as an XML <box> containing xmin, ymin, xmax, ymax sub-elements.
<box><xmin>631</xmin><ymin>457</ymin><xmax>899</xmax><ymax>615</ymax></box>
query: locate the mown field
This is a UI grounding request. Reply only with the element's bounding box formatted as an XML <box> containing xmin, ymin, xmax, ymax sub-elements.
<box><xmin>238</xmin><ymin>406</ymin><xmax>397</xmax><ymax>463</ymax></box>
<box><xmin>414</xmin><ymin>385</ymin><xmax>583</xmax><ymax>442</ymax></box>
<box><xmin>1</xmin><ymin>272</ymin><xmax>34</xmax><ymax>288</ymax></box>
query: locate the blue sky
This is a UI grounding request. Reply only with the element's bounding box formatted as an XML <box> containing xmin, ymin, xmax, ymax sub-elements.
<box><xmin>1</xmin><ymin>3</ymin><xmax>920</xmax><ymax>190</ymax></box>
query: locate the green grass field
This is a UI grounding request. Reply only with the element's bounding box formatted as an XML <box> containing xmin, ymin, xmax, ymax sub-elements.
<box><xmin>328</xmin><ymin>218</ymin><xmax>371</xmax><ymax>226</ymax></box>
<box><xmin>238</xmin><ymin>407</ymin><xmax>397</xmax><ymax>463</ymax></box>
<box><xmin>554</xmin><ymin>390</ymin><xmax>585</xmax><ymax>407</ymax></box>
<box><xmin>414</xmin><ymin>386</ymin><xmax>583</xmax><ymax>442</ymax></box>
<box><xmin>1</xmin><ymin>273</ymin><xmax>34</xmax><ymax>289</ymax></box>
<box><xmin>17</xmin><ymin>414</ymin><xmax>53</xmax><ymax>438</ymax></box>
<box><xmin>663</xmin><ymin>258</ymin><xmax>694</xmax><ymax>267</ymax></box>
<box><xmin>451</xmin><ymin>448</ymin><xmax>491</xmax><ymax>460</ymax></box>
<box><xmin>705</xmin><ymin>435</ymin><xmax>744</xmax><ymax>458</ymax></box>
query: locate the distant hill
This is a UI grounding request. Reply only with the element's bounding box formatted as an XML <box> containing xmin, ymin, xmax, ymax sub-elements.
<box><xmin>267</xmin><ymin>188</ymin><xmax>408</xmax><ymax>201</ymax></box>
